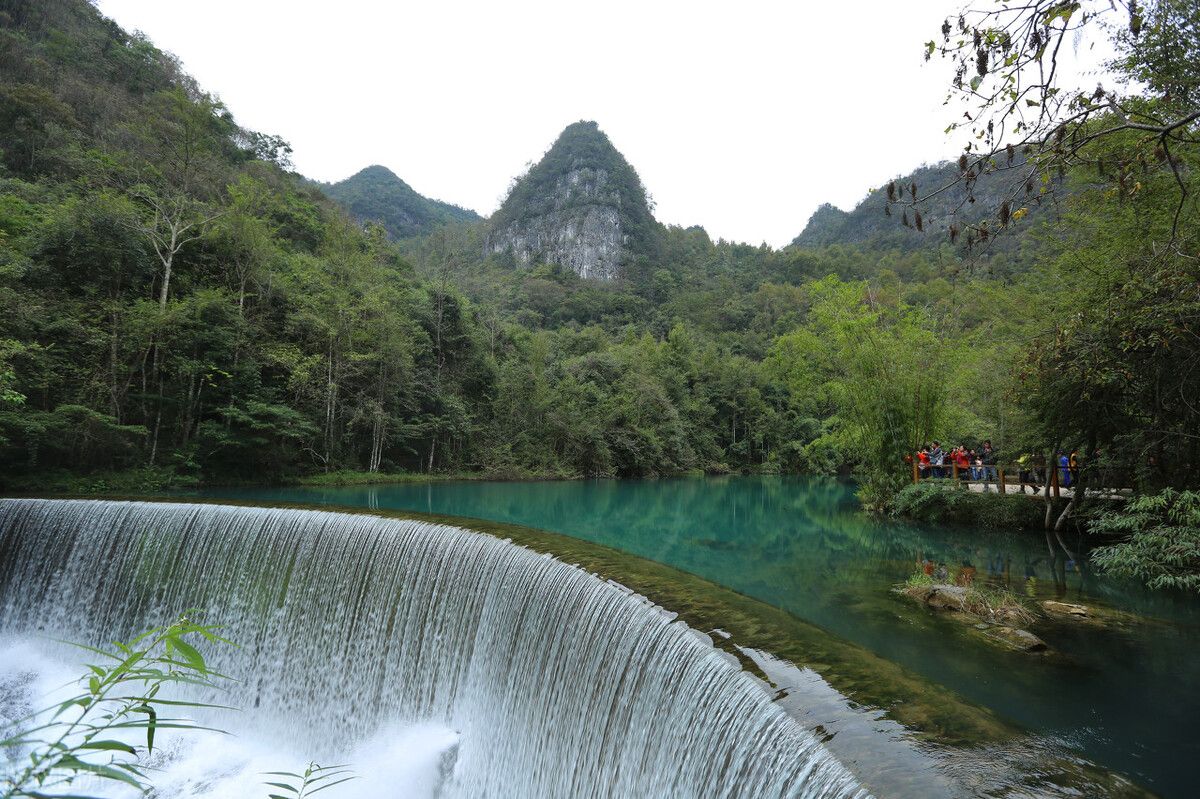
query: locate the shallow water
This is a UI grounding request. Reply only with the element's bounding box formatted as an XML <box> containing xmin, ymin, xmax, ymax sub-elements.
<box><xmin>190</xmin><ymin>476</ymin><xmax>1200</xmax><ymax>798</ymax></box>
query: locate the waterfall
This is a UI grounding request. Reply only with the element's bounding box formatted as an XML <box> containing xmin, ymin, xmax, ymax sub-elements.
<box><xmin>0</xmin><ymin>499</ymin><xmax>868</xmax><ymax>799</ymax></box>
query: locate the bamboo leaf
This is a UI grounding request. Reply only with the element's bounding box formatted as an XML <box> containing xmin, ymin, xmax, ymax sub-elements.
<box><xmin>169</xmin><ymin>638</ymin><xmax>207</xmax><ymax>673</ymax></box>
<box><xmin>307</xmin><ymin>776</ymin><xmax>357</xmax><ymax>794</ymax></box>
<box><xmin>77</xmin><ymin>740</ymin><xmax>137</xmax><ymax>755</ymax></box>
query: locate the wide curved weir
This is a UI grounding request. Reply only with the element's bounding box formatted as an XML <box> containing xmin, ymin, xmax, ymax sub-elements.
<box><xmin>0</xmin><ymin>499</ymin><xmax>870</xmax><ymax>798</ymax></box>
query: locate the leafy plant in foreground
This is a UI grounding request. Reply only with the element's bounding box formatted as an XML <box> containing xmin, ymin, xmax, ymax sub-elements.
<box><xmin>1090</xmin><ymin>490</ymin><xmax>1200</xmax><ymax>592</ymax></box>
<box><xmin>263</xmin><ymin>762</ymin><xmax>357</xmax><ymax>799</ymax></box>
<box><xmin>0</xmin><ymin>617</ymin><xmax>231</xmax><ymax>798</ymax></box>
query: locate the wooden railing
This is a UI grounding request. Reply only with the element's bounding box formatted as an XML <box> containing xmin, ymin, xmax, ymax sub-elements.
<box><xmin>910</xmin><ymin>459</ymin><xmax>1080</xmax><ymax>498</ymax></box>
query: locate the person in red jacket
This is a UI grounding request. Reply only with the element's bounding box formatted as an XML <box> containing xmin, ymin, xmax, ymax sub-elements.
<box><xmin>954</xmin><ymin>445</ymin><xmax>971</xmax><ymax>484</ymax></box>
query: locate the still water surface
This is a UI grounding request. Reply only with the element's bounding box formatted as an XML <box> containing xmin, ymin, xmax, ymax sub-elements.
<box><xmin>192</xmin><ymin>476</ymin><xmax>1200</xmax><ymax>797</ymax></box>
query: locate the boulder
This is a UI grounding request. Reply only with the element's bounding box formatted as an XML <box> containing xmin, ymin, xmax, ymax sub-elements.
<box><xmin>902</xmin><ymin>583</ymin><xmax>968</xmax><ymax>611</ymax></box>
<box><xmin>923</xmin><ymin>584</ymin><xmax>968</xmax><ymax>611</ymax></box>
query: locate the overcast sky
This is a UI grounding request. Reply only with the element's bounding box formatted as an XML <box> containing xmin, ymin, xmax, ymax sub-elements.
<box><xmin>95</xmin><ymin>0</ymin><xmax>1106</xmax><ymax>247</ymax></box>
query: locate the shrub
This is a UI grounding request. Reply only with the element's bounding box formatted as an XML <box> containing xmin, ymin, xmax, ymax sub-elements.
<box><xmin>1090</xmin><ymin>489</ymin><xmax>1200</xmax><ymax>592</ymax></box>
<box><xmin>891</xmin><ymin>480</ymin><xmax>1046</xmax><ymax>530</ymax></box>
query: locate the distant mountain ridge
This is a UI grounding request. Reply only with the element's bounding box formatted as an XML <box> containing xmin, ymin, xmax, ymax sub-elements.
<box><xmin>321</xmin><ymin>165</ymin><xmax>479</xmax><ymax>239</ymax></box>
<box><xmin>791</xmin><ymin>159</ymin><xmax>1060</xmax><ymax>253</ymax></box>
<box><xmin>486</xmin><ymin>121</ymin><xmax>659</xmax><ymax>281</ymax></box>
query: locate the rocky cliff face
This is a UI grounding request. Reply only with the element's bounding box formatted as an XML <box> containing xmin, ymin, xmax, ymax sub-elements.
<box><xmin>490</xmin><ymin>166</ymin><xmax>624</xmax><ymax>280</ymax></box>
<box><xmin>488</xmin><ymin>121</ymin><xmax>657</xmax><ymax>281</ymax></box>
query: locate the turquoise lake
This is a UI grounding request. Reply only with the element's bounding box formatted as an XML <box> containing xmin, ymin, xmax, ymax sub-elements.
<box><xmin>190</xmin><ymin>476</ymin><xmax>1200</xmax><ymax>797</ymax></box>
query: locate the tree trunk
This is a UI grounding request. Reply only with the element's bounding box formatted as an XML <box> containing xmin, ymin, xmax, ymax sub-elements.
<box><xmin>158</xmin><ymin>252</ymin><xmax>173</xmax><ymax>309</ymax></box>
<box><xmin>1043</xmin><ymin>452</ymin><xmax>1057</xmax><ymax>530</ymax></box>
<box><xmin>148</xmin><ymin>403</ymin><xmax>162</xmax><ymax>466</ymax></box>
<box><xmin>324</xmin><ymin>335</ymin><xmax>337</xmax><ymax>470</ymax></box>
<box><xmin>110</xmin><ymin>310</ymin><xmax>122</xmax><ymax>422</ymax></box>
<box><xmin>369</xmin><ymin>411</ymin><xmax>384</xmax><ymax>473</ymax></box>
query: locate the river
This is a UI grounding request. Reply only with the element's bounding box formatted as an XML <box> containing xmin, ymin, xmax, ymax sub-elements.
<box><xmin>189</xmin><ymin>475</ymin><xmax>1200</xmax><ymax>798</ymax></box>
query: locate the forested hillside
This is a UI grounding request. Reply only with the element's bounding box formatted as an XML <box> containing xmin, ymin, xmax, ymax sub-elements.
<box><xmin>1</xmin><ymin>0</ymin><xmax>1195</xmax><ymax>502</ymax></box>
<box><xmin>320</xmin><ymin>164</ymin><xmax>479</xmax><ymax>239</ymax></box>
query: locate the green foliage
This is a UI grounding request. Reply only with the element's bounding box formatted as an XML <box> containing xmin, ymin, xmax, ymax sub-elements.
<box><xmin>1</xmin><ymin>0</ymin><xmax>1195</xmax><ymax>502</ymax></box>
<box><xmin>1090</xmin><ymin>490</ymin><xmax>1200</xmax><ymax>592</ymax></box>
<box><xmin>263</xmin><ymin>762</ymin><xmax>357</xmax><ymax>799</ymax></box>
<box><xmin>1</xmin><ymin>618</ymin><xmax>354</xmax><ymax>799</ymax></box>
<box><xmin>791</xmin><ymin>159</ymin><xmax>1057</xmax><ymax>272</ymax></box>
<box><xmin>0</xmin><ymin>617</ymin><xmax>230</xmax><ymax>799</ymax></box>
<box><xmin>901</xmin><ymin>569</ymin><xmax>1036</xmax><ymax>625</ymax></box>
<box><xmin>0</xmin><ymin>339</ymin><xmax>27</xmax><ymax>408</ymax></box>
<box><xmin>1</xmin><ymin>0</ymin><xmax>1042</xmax><ymax>489</ymax></box>
<box><xmin>0</xmin><ymin>465</ymin><xmax>196</xmax><ymax>495</ymax></box>
<box><xmin>962</xmin><ymin>584</ymin><xmax>1037</xmax><ymax>626</ymax></box>
<box><xmin>905</xmin><ymin>570</ymin><xmax>934</xmax><ymax>588</ymax></box>
<box><xmin>1019</xmin><ymin>168</ymin><xmax>1200</xmax><ymax>486</ymax></box>
<box><xmin>320</xmin><ymin>165</ymin><xmax>479</xmax><ymax>240</ymax></box>
<box><xmin>767</xmin><ymin>276</ymin><xmax>948</xmax><ymax>506</ymax></box>
<box><xmin>1111</xmin><ymin>0</ymin><xmax>1200</xmax><ymax>112</ymax></box>
<box><xmin>296</xmin><ymin>469</ymin><xmax>478</xmax><ymax>486</ymax></box>
<box><xmin>891</xmin><ymin>480</ymin><xmax>1047</xmax><ymax>530</ymax></box>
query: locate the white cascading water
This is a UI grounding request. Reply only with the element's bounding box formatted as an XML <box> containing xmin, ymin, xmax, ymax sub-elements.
<box><xmin>0</xmin><ymin>499</ymin><xmax>870</xmax><ymax>799</ymax></box>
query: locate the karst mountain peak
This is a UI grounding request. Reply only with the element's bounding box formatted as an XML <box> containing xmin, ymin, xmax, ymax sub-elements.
<box><xmin>486</xmin><ymin>120</ymin><xmax>659</xmax><ymax>281</ymax></box>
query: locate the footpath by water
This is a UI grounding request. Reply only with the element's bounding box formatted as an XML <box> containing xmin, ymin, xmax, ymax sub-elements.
<box><xmin>188</xmin><ymin>475</ymin><xmax>1200</xmax><ymax>798</ymax></box>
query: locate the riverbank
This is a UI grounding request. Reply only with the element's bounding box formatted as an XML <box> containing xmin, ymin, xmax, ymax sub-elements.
<box><xmin>0</xmin><ymin>466</ymin><xmax>567</xmax><ymax>495</ymax></box>
<box><xmin>296</xmin><ymin>468</ymin><xmax>551</xmax><ymax>486</ymax></box>
<box><xmin>0</xmin><ymin>465</ymin><xmax>730</xmax><ymax>494</ymax></box>
<box><xmin>890</xmin><ymin>479</ymin><xmax>1075</xmax><ymax>530</ymax></box>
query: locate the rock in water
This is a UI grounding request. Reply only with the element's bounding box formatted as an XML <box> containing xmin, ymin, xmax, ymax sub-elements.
<box><xmin>920</xmin><ymin>584</ymin><xmax>969</xmax><ymax>611</ymax></box>
<box><xmin>987</xmin><ymin>626</ymin><xmax>1048</xmax><ymax>652</ymax></box>
<box><xmin>1042</xmin><ymin>600</ymin><xmax>1089</xmax><ymax>617</ymax></box>
<box><xmin>487</xmin><ymin>121</ymin><xmax>658</xmax><ymax>280</ymax></box>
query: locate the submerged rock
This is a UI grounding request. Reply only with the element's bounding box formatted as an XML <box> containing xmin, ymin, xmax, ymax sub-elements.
<box><xmin>987</xmin><ymin>626</ymin><xmax>1048</xmax><ymax>652</ymax></box>
<box><xmin>1042</xmin><ymin>600</ymin><xmax>1090</xmax><ymax>618</ymax></box>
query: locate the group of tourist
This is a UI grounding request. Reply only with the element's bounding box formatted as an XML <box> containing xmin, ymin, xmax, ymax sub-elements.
<box><xmin>909</xmin><ymin>441</ymin><xmax>1082</xmax><ymax>493</ymax></box>
<box><xmin>912</xmin><ymin>440</ymin><xmax>1004</xmax><ymax>491</ymax></box>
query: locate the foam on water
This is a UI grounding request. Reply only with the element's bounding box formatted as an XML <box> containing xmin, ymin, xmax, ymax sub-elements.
<box><xmin>0</xmin><ymin>499</ymin><xmax>869</xmax><ymax>798</ymax></box>
<box><xmin>0</xmin><ymin>639</ymin><xmax>460</xmax><ymax>798</ymax></box>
